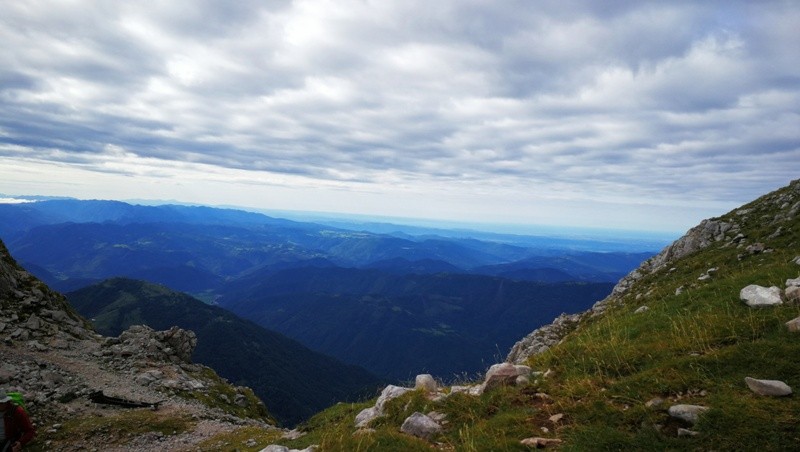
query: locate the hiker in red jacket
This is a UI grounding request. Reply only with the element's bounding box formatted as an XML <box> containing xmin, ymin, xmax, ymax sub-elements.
<box><xmin>1</xmin><ymin>392</ymin><xmax>35</xmax><ymax>452</ymax></box>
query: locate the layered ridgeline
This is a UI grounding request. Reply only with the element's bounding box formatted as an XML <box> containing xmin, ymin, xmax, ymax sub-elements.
<box><xmin>0</xmin><ymin>239</ymin><xmax>286</xmax><ymax>451</ymax></box>
<box><xmin>0</xmin><ymin>197</ymin><xmax>652</xmax><ymax>384</ymax></box>
<box><xmin>254</xmin><ymin>180</ymin><xmax>800</xmax><ymax>451</ymax></box>
<box><xmin>66</xmin><ymin>278</ymin><xmax>382</xmax><ymax>426</ymax></box>
<box><xmin>0</xmin><ymin>198</ymin><xmax>655</xmax><ymax>296</ymax></box>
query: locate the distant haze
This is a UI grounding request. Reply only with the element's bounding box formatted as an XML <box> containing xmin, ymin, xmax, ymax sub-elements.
<box><xmin>1</xmin><ymin>1</ymin><xmax>798</xmax><ymax>233</ymax></box>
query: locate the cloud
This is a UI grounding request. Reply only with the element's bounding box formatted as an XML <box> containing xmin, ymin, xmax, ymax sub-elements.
<box><xmin>0</xmin><ymin>0</ymin><xmax>798</xmax><ymax>232</ymax></box>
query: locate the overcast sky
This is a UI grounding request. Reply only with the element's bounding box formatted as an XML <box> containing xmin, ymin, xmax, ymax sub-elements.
<box><xmin>1</xmin><ymin>1</ymin><xmax>798</xmax><ymax>235</ymax></box>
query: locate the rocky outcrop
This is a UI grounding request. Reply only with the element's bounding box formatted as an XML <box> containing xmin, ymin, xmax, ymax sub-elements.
<box><xmin>508</xmin><ymin>179</ymin><xmax>800</xmax><ymax>364</ymax></box>
<box><xmin>355</xmin><ymin>385</ymin><xmax>413</xmax><ymax>428</ymax></box>
<box><xmin>507</xmin><ymin>313</ymin><xmax>581</xmax><ymax>364</ymax></box>
<box><xmin>0</xmin><ymin>239</ymin><xmax>276</xmax><ymax>450</ymax></box>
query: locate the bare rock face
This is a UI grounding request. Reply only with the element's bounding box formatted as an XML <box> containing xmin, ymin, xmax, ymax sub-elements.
<box><xmin>507</xmin><ymin>313</ymin><xmax>581</xmax><ymax>364</ymax></box>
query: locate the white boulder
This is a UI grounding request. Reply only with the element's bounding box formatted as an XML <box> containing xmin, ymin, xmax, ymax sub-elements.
<box><xmin>740</xmin><ymin>285</ymin><xmax>783</xmax><ymax>307</ymax></box>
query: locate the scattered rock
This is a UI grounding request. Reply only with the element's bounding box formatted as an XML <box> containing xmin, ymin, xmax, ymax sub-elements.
<box><xmin>668</xmin><ymin>405</ymin><xmax>708</xmax><ymax>425</ymax></box>
<box><xmin>400</xmin><ymin>412</ymin><xmax>442</xmax><ymax>440</ymax></box>
<box><xmin>697</xmin><ymin>274</ymin><xmax>711</xmax><ymax>281</ymax></box>
<box><xmin>786</xmin><ymin>316</ymin><xmax>800</xmax><ymax>333</ymax></box>
<box><xmin>548</xmin><ymin>413</ymin><xmax>564</xmax><ymax>423</ymax></box>
<box><xmin>740</xmin><ymin>285</ymin><xmax>783</xmax><ymax>307</ymax></box>
<box><xmin>675</xmin><ymin>286</ymin><xmax>685</xmax><ymax>296</ymax></box>
<box><xmin>645</xmin><ymin>397</ymin><xmax>664</xmax><ymax>408</ymax></box>
<box><xmin>786</xmin><ymin>277</ymin><xmax>800</xmax><ymax>287</ymax></box>
<box><xmin>520</xmin><ymin>437</ymin><xmax>562</xmax><ymax>448</ymax></box>
<box><xmin>744</xmin><ymin>377</ymin><xmax>793</xmax><ymax>396</ymax></box>
<box><xmin>746</xmin><ymin>243</ymin><xmax>765</xmax><ymax>254</ymax></box>
<box><xmin>634</xmin><ymin>306</ymin><xmax>649</xmax><ymax>314</ymax></box>
<box><xmin>677</xmin><ymin>428</ymin><xmax>699</xmax><ymax>437</ymax></box>
<box><xmin>786</xmin><ymin>286</ymin><xmax>800</xmax><ymax>303</ymax></box>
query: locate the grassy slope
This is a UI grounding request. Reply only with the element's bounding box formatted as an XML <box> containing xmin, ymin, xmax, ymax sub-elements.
<box><xmin>247</xmin><ymin>181</ymin><xmax>799</xmax><ymax>451</ymax></box>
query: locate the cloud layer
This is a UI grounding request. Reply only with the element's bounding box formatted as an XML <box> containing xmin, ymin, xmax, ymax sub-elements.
<box><xmin>1</xmin><ymin>1</ymin><xmax>798</xmax><ymax>232</ymax></box>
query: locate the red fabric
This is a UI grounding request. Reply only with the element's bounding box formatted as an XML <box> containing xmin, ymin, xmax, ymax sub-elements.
<box><xmin>3</xmin><ymin>405</ymin><xmax>35</xmax><ymax>446</ymax></box>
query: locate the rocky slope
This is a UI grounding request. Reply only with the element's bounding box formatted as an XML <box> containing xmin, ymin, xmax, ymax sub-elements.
<box><xmin>508</xmin><ymin>179</ymin><xmax>799</xmax><ymax>363</ymax></box>
<box><xmin>0</xmin><ymin>239</ymin><xmax>286</xmax><ymax>451</ymax></box>
<box><xmin>254</xmin><ymin>179</ymin><xmax>799</xmax><ymax>450</ymax></box>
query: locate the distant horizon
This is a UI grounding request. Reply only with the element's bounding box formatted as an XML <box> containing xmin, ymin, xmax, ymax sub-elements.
<box><xmin>0</xmin><ymin>192</ymin><xmax>681</xmax><ymax>244</ymax></box>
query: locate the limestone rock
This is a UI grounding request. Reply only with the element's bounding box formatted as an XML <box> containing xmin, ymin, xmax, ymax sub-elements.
<box><xmin>786</xmin><ymin>277</ymin><xmax>800</xmax><ymax>287</ymax></box>
<box><xmin>678</xmin><ymin>428</ymin><xmax>699</xmax><ymax>437</ymax></box>
<box><xmin>786</xmin><ymin>286</ymin><xmax>800</xmax><ymax>303</ymax></box>
<box><xmin>415</xmin><ymin>374</ymin><xmax>437</xmax><ymax>393</ymax></box>
<box><xmin>520</xmin><ymin>437</ymin><xmax>563</xmax><ymax>448</ymax></box>
<box><xmin>744</xmin><ymin>377</ymin><xmax>793</xmax><ymax>396</ymax></box>
<box><xmin>786</xmin><ymin>316</ymin><xmax>800</xmax><ymax>333</ymax></box>
<box><xmin>354</xmin><ymin>407</ymin><xmax>379</xmax><ymax>429</ymax></box>
<box><xmin>668</xmin><ymin>404</ymin><xmax>708</xmax><ymax>425</ymax></box>
<box><xmin>740</xmin><ymin>285</ymin><xmax>783</xmax><ymax>307</ymax></box>
<box><xmin>507</xmin><ymin>313</ymin><xmax>581</xmax><ymax>363</ymax></box>
<box><xmin>634</xmin><ymin>306</ymin><xmax>649</xmax><ymax>314</ymax></box>
<box><xmin>355</xmin><ymin>385</ymin><xmax>413</xmax><ymax>428</ymax></box>
<box><xmin>484</xmin><ymin>363</ymin><xmax>523</xmax><ymax>391</ymax></box>
<box><xmin>400</xmin><ymin>412</ymin><xmax>441</xmax><ymax>440</ymax></box>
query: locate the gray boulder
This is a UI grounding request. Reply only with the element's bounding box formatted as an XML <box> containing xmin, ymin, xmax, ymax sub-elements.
<box><xmin>744</xmin><ymin>377</ymin><xmax>793</xmax><ymax>396</ymax></box>
<box><xmin>740</xmin><ymin>285</ymin><xmax>783</xmax><ymax>307</ymax></box>
<box><xmin>400</xmin><ymin>412</ymin><xmax>441</xmax><ymax>440</ymax></box>
<box><xmin>786</xmin><ymin>316</ymin><xmax>800</xmax><ymax>333</ymax></box>
<box><xmin>668</xmin><ymin>404</ymin><xmax>708</xmax><ymax>425</ymax></box>
<box><xmin>414</xmin><ymin>374</ymin><xmax>437</xmax><ymax>393</ymax></box>
<box><xmin>484</xmin><ymin>363</ymin><xmax>523</xmax><ymax>391</ymax></box>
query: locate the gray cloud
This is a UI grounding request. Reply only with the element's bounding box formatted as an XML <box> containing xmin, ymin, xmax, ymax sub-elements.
<box><xmin>1</xmin><ymin>0</ymin><xmax>798</xmax><ymax>232</ymax></box>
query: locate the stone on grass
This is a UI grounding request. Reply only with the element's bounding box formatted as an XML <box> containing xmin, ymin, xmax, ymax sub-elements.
<box><xmin>677</xmin><ymin>428</ymin><xmax>699</xmax><ymax>437</ymax></box>
<box><xmin>415</xmin><ymin>374</ymin><xmax>437</xmax><ymax>392</ymax></box>
<box><xmin>786</xmin><ymin>316</ymin><xmax>800</xmax><ymax>333</ymax></box>
<box><xmin>668</xmin><ymin>404</ymin><xmax>708</xmax><ymax>425</ymax></box>
<box><xmin>484</xmin><ymin>363</ymin><xmax>523</xmax><ymax>391</ymax></box>
<box><xmin>549</xmin><ymin>413</ymin><xmax>564</xmax><ymax>423</ymax></box>
<box><xmin>744</xmin><ymin>377</ymin><xmax>793</xmax><ymax>396</ymax></box>
<box><xmin>520</xmin><ymin>437</ymin><xmax>562</xmax><ymax>448</ymax></box>
<box><xmin>355</xmin><ymin>385</ymin><xmax>414</xmax><ymax>428</ymax></box>
<box><xmin>785</xmin><ymin>286</ymin><xmax>800</xmax><ymax>303</ymax></box>
<box><xmin>740</xmin><ymin>285</ymin><xmax>783</xmax><ymax>307</ymax></box>
<box><xmin>400</xmin><ymin>412</ymin><xmax>442</xmax><ymax>440</ymax></box>
<box><xmin>787</xmin><ymin>277</ymin><xmax>800</xmax><ymax>287</ymax></box>
<box><xmin>634</xmin><ymin>305</ymin><xmax>649</xmax><ymax>314</ymax></box>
